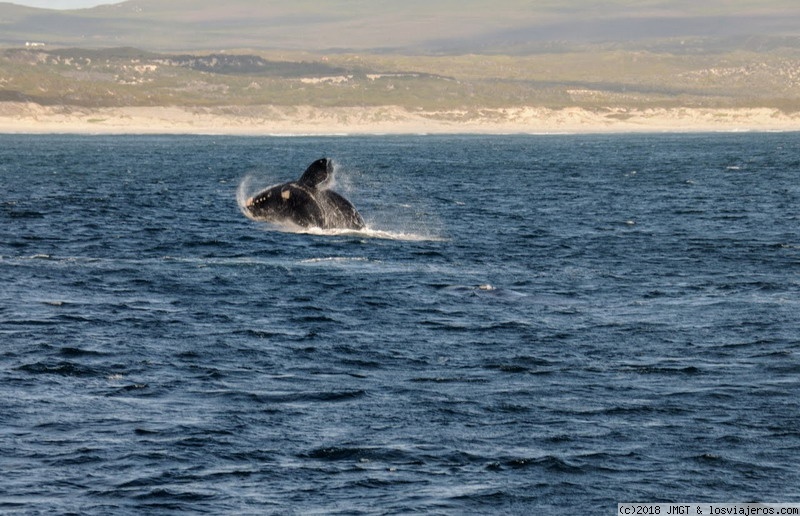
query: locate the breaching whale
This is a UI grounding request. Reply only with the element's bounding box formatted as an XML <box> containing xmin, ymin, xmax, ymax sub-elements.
<box><xmin>243</xmin><ymin>158</ymin><xmax>365</xmax><ymax>230</ymax></box>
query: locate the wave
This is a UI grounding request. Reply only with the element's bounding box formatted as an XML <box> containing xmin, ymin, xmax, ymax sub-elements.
<box><xmin>299</xmin><ymin>256</ymin><xmax>371</xmax><ymax>265</ymax></box>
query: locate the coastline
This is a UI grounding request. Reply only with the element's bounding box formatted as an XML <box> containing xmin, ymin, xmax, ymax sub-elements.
<box><xmin>1</xmin><ymin>103</ymin><xmax>798</xmax><ymax>135</ymax></box>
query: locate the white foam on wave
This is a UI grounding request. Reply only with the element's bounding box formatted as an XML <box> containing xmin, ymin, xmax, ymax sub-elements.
<box><xmin>293</xmin><ymin>225</ymin><xmax>445</xmax><ymax>242</ymax></box>
<box><xmin>300</xmin><ymin>256</ymin><xmax>371</xmax><ymax>264</ymax></box>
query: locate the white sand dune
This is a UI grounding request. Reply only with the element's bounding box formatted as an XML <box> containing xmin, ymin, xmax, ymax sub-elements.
<box><xmin>1</xmin><ymin>103</ymin><xmax>798</xmax><ymax>135</ymax></box>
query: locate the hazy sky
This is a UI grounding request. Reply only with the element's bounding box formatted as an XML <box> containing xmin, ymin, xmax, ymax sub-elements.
<box><xmin>11</xmin><ymin>0</ymin><xmax>118</xmax><ymax>8</ymax></box>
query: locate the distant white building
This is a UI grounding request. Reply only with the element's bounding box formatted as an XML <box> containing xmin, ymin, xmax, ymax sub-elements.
<box><xmin>25</xmin><ymin>42</ymin><xmax>46</xmax><ymax>47</ymax></box>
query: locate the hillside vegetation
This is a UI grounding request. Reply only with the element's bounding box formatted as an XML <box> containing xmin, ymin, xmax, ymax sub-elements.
<box><xmin>2</xmin><ymin>43</ymin><xmax>800</xmax><ymax>113</ymax></box>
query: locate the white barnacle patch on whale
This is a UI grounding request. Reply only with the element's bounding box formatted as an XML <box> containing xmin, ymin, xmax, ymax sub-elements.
<box><xmin>281</xmin><ymin>189</ymin><xmax>291</xmax><ymax>200</ymax></box>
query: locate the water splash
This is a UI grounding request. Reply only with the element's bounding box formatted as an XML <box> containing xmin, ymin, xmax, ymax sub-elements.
<box><xmin>297</xmin><ymin>226</ymin><xmax>445</xmax><ymax>242</ymax></box>
<box><xmin>236</xmin><ymin>174</ymin><xmax>261</xmax><ymax>220</ymax></box>
<box><xmin>244</xmin><ymin>212</ymin><xmax>444</xmax><ymax>241</ymax></box>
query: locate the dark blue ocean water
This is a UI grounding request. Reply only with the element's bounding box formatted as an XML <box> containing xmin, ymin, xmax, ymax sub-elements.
<box><xmin>1</xmin><ymin>133</ymin><xmax>799</xmax><ymax>514</ymax></box>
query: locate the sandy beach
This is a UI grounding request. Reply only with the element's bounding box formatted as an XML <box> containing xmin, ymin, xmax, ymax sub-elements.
<box><xmin>0</xmin><ymin>103</ymin><xmax>798</xmax><ymax>135</ymax></box>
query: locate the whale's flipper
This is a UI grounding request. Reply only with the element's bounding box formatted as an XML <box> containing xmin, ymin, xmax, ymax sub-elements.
<box><xmin>322</xmin><ymin>190</ymin><xmax>365</xmax><ymax>229</ymax></box>
<box><xmin>298</xmin><ymin>158</ymin><xmax>330</xmax><ymax>189</ymax></box>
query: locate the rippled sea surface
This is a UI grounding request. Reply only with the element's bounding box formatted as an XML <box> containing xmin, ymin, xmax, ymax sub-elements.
<box><xmin>2</xmin><ymin>133</ymin><xmax>799</xmax><ymax>514</ymax></box>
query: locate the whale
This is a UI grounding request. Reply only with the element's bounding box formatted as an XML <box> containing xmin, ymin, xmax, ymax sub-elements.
<box><xmin>243</xmin><ymin>158</ymin><xmax>365</xmax><ymax>230</ymax></box>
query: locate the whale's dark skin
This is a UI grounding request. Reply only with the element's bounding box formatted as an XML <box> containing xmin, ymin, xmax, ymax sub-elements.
<box><xmin>244</xmin><ymin>158</ymin><xmax>365</xmax><ymax>230</ymax></box>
